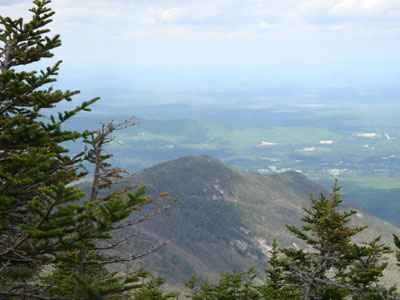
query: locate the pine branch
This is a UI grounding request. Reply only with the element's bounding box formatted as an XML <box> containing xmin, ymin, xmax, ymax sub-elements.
<box><xmin>84</xmin><ymin>239</ymin><xmax>170</xmax><ymax>266</ymax></box>
<box><xmin>106</xmin><ymin>203</ymin><xmax>173</xmax><ymax>232</ymax></box>
<box><xmin>0</xmin><ymin>291</ymin><xmax>70</xmax><ymax>300</ymax></box>
<box><xmin>91</xmin><ymin>231</ymin><xmax>141</xmax><ymax>251</ymax></box>
<box><xmin>0</xmin><ymin>282</ymin><xmax>51</xmax><ymax>288</ymax></box>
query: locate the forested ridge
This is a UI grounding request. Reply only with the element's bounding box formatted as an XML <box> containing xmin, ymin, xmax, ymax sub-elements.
<box><xmin>2</xmin><ymin>1</ymin><xmax>400</xmax><ymax>299</ymax></box>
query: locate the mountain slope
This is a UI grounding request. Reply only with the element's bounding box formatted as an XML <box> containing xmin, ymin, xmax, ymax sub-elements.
<box><xmin>110</xmin><ymin>155</ymin><xmax>400</xmax><ymax>287</ymax></box>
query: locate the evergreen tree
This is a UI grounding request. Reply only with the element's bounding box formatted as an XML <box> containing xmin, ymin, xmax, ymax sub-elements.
<box><xmin>185</xmin><ymin>268</ymin><xmax>261</xmax><ymax>300</ymax></box>
<box><xmin>0</xmin><ymin>0</ymin><xmax>93</xmax><ymax>287</ymax></box>
<box><xmin>133</xmin><ymin>278</ymin><xmax>177</xmax><ymax>300</ymax></box>
<box><xmin>345</xmin><ymin>237</ymin><xmax>395</xmax><ymax>299</ymax></box>
<box><xmin>259</xmin><ymin>240</ymin><xmax>299</xmax><ymax>299</ymax></box>
<box><xmin>0</xmin><ymin>1</ymin><xmax>174</xmax><ymax>299</ymax></box>
<box><xmin>278</xmin><ymin>180</ymin><xmax>394</xmax><ymax>300</ymax></box>
<box><xmin>281</xmin><ymin>180</ymin><xmax>362</xmax><ymax>299</ymax></box>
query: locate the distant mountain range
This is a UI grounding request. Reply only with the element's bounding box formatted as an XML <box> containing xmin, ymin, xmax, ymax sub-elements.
<box><xmin>91</xmin><ymin>155</ymin><xmax>400</xmax><ymax>289</ymax></box>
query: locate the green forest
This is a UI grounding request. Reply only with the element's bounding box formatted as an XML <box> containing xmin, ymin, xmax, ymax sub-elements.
<box><xmin>2</xmin><ymin>1</ymin><xmax>400</xmax><ymax>299</ymax></box>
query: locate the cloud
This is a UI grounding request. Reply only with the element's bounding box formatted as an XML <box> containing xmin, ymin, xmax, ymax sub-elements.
<box><xmin>4</xmin><ymin>0</ymin><xmax>400</xmax><ymax>42</ymax></box>
<box><xmin>328</xmin><ymin>25</ymin><xmax>346</xmax><ymax>31</ymax></box>
<box><xmin>165</xmin><ymin>24</ymin><xmax>185</xmax><ymax>36</ymax></box>
<box><xmin>330</xmin><ymin>0</ymin><xmax>394</xmax><ymax>16</ymax></box>
<box><xmin>160</xmin><ymin>7</ymin><xmax>185</xmax><ymax>22</ymax></box>
<box><xmin>3</xmin><ymin>0</ymin><xmax>400</xmax><ymax>67</ymax></box>
<box><xmin>258</xmin><ymin>22</ymin><xmax>279</xmax><ymax>30</ymax></box>
<box><xmin>191</xmin><ymin>4</ymin><xmax>218</xmax><ymax>21</ymax></box>
<box><xmin>226</xmin><ymin>30</ymin><xmax>250</xmax><ymax>38</ymax></box>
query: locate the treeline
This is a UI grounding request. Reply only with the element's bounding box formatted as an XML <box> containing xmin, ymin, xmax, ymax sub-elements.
<box><xmin>1</xmin><ymin>1</ymin><xmax>400</xmax><ymax>299</ymax></box>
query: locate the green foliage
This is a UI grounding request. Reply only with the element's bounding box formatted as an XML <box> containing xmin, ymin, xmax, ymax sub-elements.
<box><xmin>345</xmin><ymin>237</ymin><xmax>393</xmax><ymax>299</ymax></box>
<box><xmin>46</xmin><ymin>258</ymin><xmax>176</xmax><ymax>300</ymax></box>
<box><xmin>122</xmin><ymin>155</ymin><xmax>400</xmax><ymax>288</ymax></box>
<box><xmin>133</xmin><ymin>278</ymin><xmax>177</xmax><ymax>300</ymax></box>
<box><xmin>183</xmin><ymin>177</ymin><xmax>400</xmax><ymax>299</ymax></box>
<box><xmin>393</xmin><ymin>234</ymin><xmax>400</xmax><ymax>266</ymax></box>
<box><xmin>286</xmin><ymin>180</ymin><xmax>365</xmax><ymax>252</ymax></box>
<box><xmin>259</xmin><ymin>240</ymin><xmax>299</xmax><ymax>300</ymax></box>
<box><xmin>273</xmin><ymin>180</ymin><xmax>396</xmax><ymax>299</ymax></box>
<box><xmin>0</xmin><ymin>0</ymin><xmax>97</xmax><ymax>284</ymax></box>
<box><xmin>3</xmin><ymin>2</ymin><xmax>400</xmax><ymax>299</ymax></box>
<box><xmin>185</xmin><ymin>268</ymin><xmax>261</xmax><ymax>300</ymax></box>
<box><xmin>45</xmin><ymin>255</ymin><xmax>146</xmax><ymax>300</ymax></box>
<box><xmin>0</xmin><ymin>1</ymin><xmax>174</xmax><ymax>299</ymax></box>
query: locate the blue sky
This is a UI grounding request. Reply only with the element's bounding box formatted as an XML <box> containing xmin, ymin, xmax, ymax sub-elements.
<box><xmin>2</xmin><ymin>0</ymin><xmax>400</xmax><ymax>68</ymax></box>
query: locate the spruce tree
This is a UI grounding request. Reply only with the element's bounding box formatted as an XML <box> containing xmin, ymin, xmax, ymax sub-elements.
<box><xmin>185</xmin><ymin>268</ymin><xmax>261</xmax><ymax>300</ymax></box>
<box><xmin>0</xmin><ymin>1</ymin><xmax>174</xmax><ymax>299</ymax></box>
<box><xmin>259</xmin><ymin>240</ymin><xmax>299</xmax><ymax>299</ymax></box>
<box><xmin>278</xmin><ymin>180</ymin><xmax>394</xmax><ymax>299</ymax></box>
<box><xmin>345</xmin><ymin>237</ymin><xmax>394</xmax><ymax>299</ymax></box>
<box><xmin>0</xmin><ymin>0</ymin><xmax>94</xmax><ymax>285</ymax></box>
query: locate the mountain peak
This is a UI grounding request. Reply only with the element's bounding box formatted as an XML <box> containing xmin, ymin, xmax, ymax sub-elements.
<box><xmin>134</xmin><ymin>155</ymin><xmax>243</xmax><ymax>197</ymax></box>
<box><xmin>272</xmin><ymin>170</ymin><xmax>327</xmax><ymax>199</ymax></box>
<box><xmin>119</xmin><ymin>155</ymin><xmax>400</xmax><ymax>287</ymax></box>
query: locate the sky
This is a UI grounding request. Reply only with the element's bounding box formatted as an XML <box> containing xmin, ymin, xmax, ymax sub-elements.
<box><xmin>2</xmin><ymin>0</ymin><xmax>400</xmax><ymax>108</ymax></box>
<box><xmin>2</xmin><ymin>0</ymin><xmax>400</xmax><ymax>68</ymax></box>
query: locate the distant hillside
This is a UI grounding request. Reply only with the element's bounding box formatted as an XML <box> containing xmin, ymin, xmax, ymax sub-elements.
<box><xmin>90</xmin><ymin>155</ymin><xmax>400</xmax><ymax>288</ymax></box>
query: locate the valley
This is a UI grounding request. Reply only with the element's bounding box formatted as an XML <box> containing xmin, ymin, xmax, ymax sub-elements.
<box><xmin>4</xmin><ymin>1</ymin><xmax>400</xmax><ymax>297</ymax></box>
<box><xmin>67</xmin><ymin>100</ymin><xmax>400</xmax><ymax>227</ymax></box>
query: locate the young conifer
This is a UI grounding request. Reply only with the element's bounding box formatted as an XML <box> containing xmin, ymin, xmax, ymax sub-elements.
<box><xmin>260</xmin><ymin>240</ymin><xmax>300</xmax><ymax>299</ymax></box>
<box><xmin>185</xmin><ymin>268</ymin><xmax>261</xmax><ymax>300</ymax></box>
<box><xmin>280</xmin><ymin>180</ymin><xmax>394</xmax><ymax>299</ymax></box>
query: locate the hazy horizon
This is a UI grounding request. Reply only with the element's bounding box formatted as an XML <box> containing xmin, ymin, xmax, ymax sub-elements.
<box><xmin>2</xmin><ymin>0</ymin><xmax>400</xmax><ymax>110</ymax></box>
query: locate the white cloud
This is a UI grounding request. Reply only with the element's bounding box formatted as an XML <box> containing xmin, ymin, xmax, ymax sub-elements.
<box><xmin>165</xmin><ymin>24</ymin><xmax>185</xmax><ymax>36</ymax></box>
<box><xmin>330</xmin><ymin>0</ymin><xmax>392</xmax><ymax>16</ymax></box>
<box><xmin>329</xmin><ymin>24</ymin><xmax>346</xmax><ymax>31</ymax></box>
<box><xmin>160</xmin><ymin>7</ymin><xmax>185</xmax><ymax>22</ymax></box>
<box><xmin>0</xmin><ymin>1</ymin><xmax>32</xmax><ymax>19</ymax></box>
<box><xmin>140</xmin><ymin>17</ymin><xmax>157</xmax><ymax>25</ymax></box>
<box><xmin>2</xmin><ymin>0</ymin><xmax>400</xmax><ymax>66</ymax></box>
<box><xmin>258</xmin><ymin>22</ymin><xmax>279</xmax><ymax>30</ymax></box>
<box><xmin>191</xmin><ymin>4</ymin><xmax>218</xmax><ymax>21</ymax></box>
<box><xmin>124</xmin><ymin>30</ymin><xmax>143</xmax><ymax>39</ymax></box>
<box><xmin>226</xmin><ymin>30</ymin><xmax>250</xmax><ymax>38</ymax></box>
<box><xmin>3</xmin><ymin>0</ymin><xmax>400</xmax><ymax>41</ymax></box>
<box><xmin>385</xmin><ymin>27</ymin><xmax>400</xmax><ymax>35</ymax></box>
